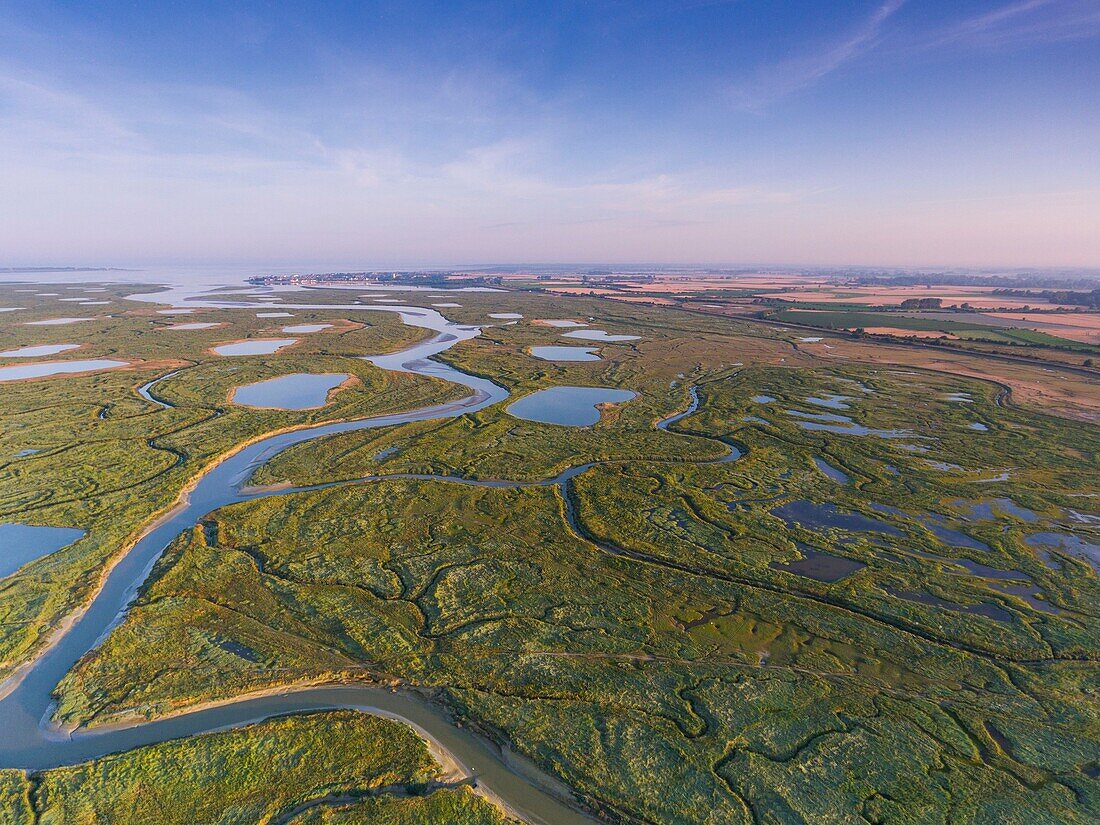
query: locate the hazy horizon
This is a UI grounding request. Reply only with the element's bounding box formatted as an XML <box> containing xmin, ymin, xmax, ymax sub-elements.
<box><xmin>2</xmin><ymin>1</ymin><xmax>1098</xmax><ymax>267</ymax></box>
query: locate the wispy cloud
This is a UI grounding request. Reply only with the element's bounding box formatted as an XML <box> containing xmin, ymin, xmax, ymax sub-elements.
<box><xmin>729</xmin><ymin>0</ymin><xmax>907</xmax><ymax>110</ymax></box>
<box><xmin>924</xmin><ymin>0</ymin><xmax>1100</xmax><ymax>49</ymax></box>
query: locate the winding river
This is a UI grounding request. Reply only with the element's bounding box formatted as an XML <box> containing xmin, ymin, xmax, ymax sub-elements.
<box><xmin>0</xmin><ymin>303</ymin><xmax>603</xmax><ymax>825</ymax></box>
<box><xmin>0</xmin><ymin>296</ymin><xmax>742</xmax><ymax>823</ymax></box>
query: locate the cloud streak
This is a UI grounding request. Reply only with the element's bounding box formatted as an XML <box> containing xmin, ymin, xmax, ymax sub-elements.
<box><xmin>924</xmin><ymin>0</ymin><xmax>1100</xmax><ymax>49</ymax></box>
<box><xmin>729</xmin><ymin>0</ymin><xmax>907</xmax><ymax>110</ymax></box>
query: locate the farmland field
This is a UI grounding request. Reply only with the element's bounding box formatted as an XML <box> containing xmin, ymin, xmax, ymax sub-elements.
<box><xmin>0</xmin><ymin>278</ymin><xmax>1097</xmax><ymax>824</ymax></box>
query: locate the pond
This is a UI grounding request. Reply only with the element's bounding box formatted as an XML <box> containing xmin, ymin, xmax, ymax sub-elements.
<box><xmin>507</xmin><ymin>386</ymin><xmax>636</xmax><ymax>426</ymax></box>
<box><xmin>887</xmin><ymin>588</ymin><xmax>1011</xmax><ymax>623</ymax></box>
<box><xmin>0</xmin><ymin>359</ymin><xmax>129</xmax><ymax>381</ymax></box>
<box><xmin>954</xmin><ymin>498</ymin><xmax>1037</xmax><ymax>522</ymax></box>
<box><xmin>529</xmin><ymin>346</ymin><xmax>601</xmax><ymax>362</ymax></box>
<box><xmin>166</xmin><ymin>322</ymin><xmax>221</xmax><ymax>330</ymax></box>
<box><xmin>489</xmin><ymin>313</ymin><xmax>523</xmax><ymax>319</ymax></box>
<box><xmin>772</xmin><ymin>500</ymin><xmax>903</xmax><ymax>536</ymax></box>
<box><xmin>0</xmin><ymin>523</ymin><xmax>85</xmax><ymax>578</ymax></box>
<box><xmin>771</xmin><ymin>543</ymin><xmax>865</xmax><ymax>582</ymax></box>
<box><xmin>232</xmin><ymin>373</ymin><xmax>351</xmax><ymax>410</ymax></box>
<box><xmin>751</xmin><ymin>395</ymin><xmax>775</xmax><ymax>404</ymax></box>
<box><xmin>813</xmin><ymin>457</ymin><xmax>849</xmax><ymax>484</ymax></box>
<box><xmin>24</xmin><ymin>318</ymin><xmax>94</xmax><ymax>326</ymax></box>
<box><xmin>256</xmin><ymin>312</ymin><xmax>294</xmax><ymax>318</ymax></box>
<box><xmin>538</xmin><ymin>319</ymin><xmax>588</xmax><ymax>328</ymax></box>
<box><xmin>212</xmin><ymin>338</ymin><xmax>298</xmax><ymax>356</ymax></box>
<box><xmin>1026</xmin><ymin>532</ymin><xmax>1100</xmax><ymax>574</ymax></box>
<box><xmin>0</xmin><ymin>344</ymin><xmax>80</xmax><ymax>358</ymax></box>
<box><xmin>806</xmin><ymin>394</ymin><xmax>851</xmax><ymax>410</ymax></box>
<box><xmin>869</xmin><ymin>503</ymin><xmax>989</xmax><ymax>551</ymax></box>
<box><xmin>282</xmin><ymin>324</ymin><xmax>333</xmax><ymax>333</ymax></box>
<box><xmin>784</xmin><ymin>409</ymin><xmax>914</xmax><ymax>439</ymax></box>
<box><xmin>561</xmin><ymin>329</ymin><xmax>640</xmax><ymax>342</ymax></box>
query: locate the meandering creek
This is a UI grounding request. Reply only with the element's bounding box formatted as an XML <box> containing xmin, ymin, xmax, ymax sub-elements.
<box><xmin>0</xmin><ymin>304</ymin><xmax>598</xmax><ymax>825</ymax></box>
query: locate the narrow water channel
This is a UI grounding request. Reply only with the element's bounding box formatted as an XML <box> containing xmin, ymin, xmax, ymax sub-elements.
<box><xmin>0</xmin><ymin>304</ymin><xmax>598</xmax><ymax>825</ymax></box>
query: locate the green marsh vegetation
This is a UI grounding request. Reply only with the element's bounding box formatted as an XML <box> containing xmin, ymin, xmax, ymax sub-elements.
<box><xmin>47</xmin><ymin>288</ymin><xmax>1098</xmax><ymax>823</ymax></box>
<box><xmin>0</xmin><ymin>284</ymin><xmax>462</xmax><ymax>676</ymax></box>
<box><xmin>0</xmin><ymin>712</ymin><xmax>509</xmax><ymax>824</ymax></box>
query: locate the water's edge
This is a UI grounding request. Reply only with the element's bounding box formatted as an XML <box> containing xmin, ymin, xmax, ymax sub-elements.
<box><xmin>0</xmin><ymin>303</ymin><xmax>596</xmax><ymax>825</ymax></box>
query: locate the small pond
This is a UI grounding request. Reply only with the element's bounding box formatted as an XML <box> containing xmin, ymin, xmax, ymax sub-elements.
<box><xmin>887</xmin><ymin>588</ymin><xmax>1011</xmax><ymax>622</ymax></box>
<box><xmin>24</xmin><ymin>318</ymin><xmax>94</xmax><ymax>326</ymax></box>
<box><xmin>232</xmin><ymin>373</ymin><xmax>350</xmax><ymax>410</ymax></box>
<box><xmin>0</xmin><ymin>359</ymin><xmax>128</xmax><ymax>381</ymax></box>
<box><xmin>489</xmin><ymin>313</ymin><xmax>523</xmax><ymax>319</ymax></box>
<box><xmin>771</xmin><ymin>543</ymin><xmax>865</xmax><ymax>582</ymax></box>
<box><xmin>0</xmin><ymin>523</ymin><xmax>85</xmax><ymax>578</ymax></box>
<box><xmin>813</xmin><ymin>457</ymin><xmax>849</xmax><ymax>484</ymax></box>
<box><xmin>213</xmin><ymin>339</ymin><xmax>298</xmax><ymax>356</ymax></box>
<box><xmin>1026</xmin><ymin>532</ymin><xmax>1100</xmax><ymax>574</ymax></box>
<box><xmin>538</xmin><ymin>319</ymin><xmax>588</xmax><ymax>328</ymax></box>
<box><xmin>561</xmin><ymin>330</ymin><xmax>640</xmax><ymax>342</ymax></box>
<box><xmin>166</xmin><ymin>322</ymin><xmax>221</xmax><ymax>330</ymax></box>
<box><xmin>507</xmin><ymin>386</ymin><xmax>636</xmax><ymax>427</ymax></box>
<box><xmin>806</xmin><ymin>394</ymin><xmax>851</xmax><ymax>410</ymax></box>
<box><xmin>773</xmin><ymin>500</ymin><xmax>903</xmax><ymax>536</ymax></box>
<box><xmin>0</xmin><ymin>344</ymin><xmax>80</xmax><ymax>358</ymax></box>
<box><xmin>954</xmin><ymin>498</ymin><xmax>1037</xmax><ymax>523</ymax></box>
<box><xmin>282</xmin><ymin>324</ymin><xmax>333</xmax><ymax>333</ymax></box>
<box><xmin>784</xmin><ymin>409</ymin><xmax>913</xmax><ymax>439</ymax></box>
<box><xmin>529</xmin><ymin>346</ymin><xmax>601</xmax><ymax>362</ymax></box>
<box><xmin>869</xmin><ymin>503</ymin><xmax>989</xmax><ymax>551</ymax></box>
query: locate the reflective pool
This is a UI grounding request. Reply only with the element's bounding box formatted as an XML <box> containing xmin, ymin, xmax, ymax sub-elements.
<box><xmin>507</xmin><ymin>386</ymin><xmax>636</xmax><ymax>426</ymax></box>
<box><xmin>232</xmin><ymin>373</ymin><xmax>351</xmax><ymax>410</ymax></box>
<box><xmin>771</xmin><ymin>543</ymin><xmax>865</xmax><ymax>582</ymax></box>
<box><xmin>529</xmin><ymin>346</ymin><xmax>601</xmax><ymax>362</ymax></box>
<box><xmin>562</xmin><ymin>330</ymin><xmax>640</xmax><ymax>342</ymax></box>
<box><xmin>813</xmin><ymin>457</ymin><xmax>850</xmax><ymax>484</ymax></box>
<box><xmin>24</xmin><ymin>318</ymin><xmax>93</xmax><ymax>326</ymax></box>
<box><xmin>0</xmin><ymin>359</ymin><xmax>128</xmax><ymax>381</ymax></box>
<box><xmin>0</xmin><ymin>344</ymin><xmax>80</xmax><ymax>358</ymax></box>
<box><xmin>212</xmin><ymin>338</ymin><xmax>298</xmax><ymax>356</ymax></box>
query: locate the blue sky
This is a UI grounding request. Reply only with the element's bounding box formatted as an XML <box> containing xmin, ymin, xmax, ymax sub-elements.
<box><xmin>1</xmin><ymin>1</ymin><xmax>1098</xmax><ymax>267</ymax></box>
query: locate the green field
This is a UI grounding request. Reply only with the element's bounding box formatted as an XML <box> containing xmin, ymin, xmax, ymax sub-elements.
<box><xmin>0</xmin><ymin>712</ymin><xmax>510</xmax><ymax>824</ymax></box>
<box><xmin>1</xmin><ymin>283</ymin><xmax>1097</xmax><ymax>823</ymax></box>
<box><xmin>767</xmin><ymin>308</ymin><xmax>1100</xmax><ymax>353</ymax></box>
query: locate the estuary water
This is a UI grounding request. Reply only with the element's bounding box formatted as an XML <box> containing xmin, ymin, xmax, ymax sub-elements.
<box><xmin>0</xmin><ymin>300</ymin><xmax>597</xmax><ymax>825</ymax></box>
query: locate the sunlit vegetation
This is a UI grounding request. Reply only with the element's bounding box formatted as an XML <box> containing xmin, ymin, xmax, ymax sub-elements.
<box><xmin>0</xmin><ymin>284</ymin><xmax>461</xmax><ymax>676</ymax></box>
<box><xmin>41</xmin><ymin>284</ymin><xmax>1098</xmax><ymax>823</ymax></box>
<box><xmin>0</xmin><ymin>712</ymin><xmax>509</xmax><ymax>824</ymax></box>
